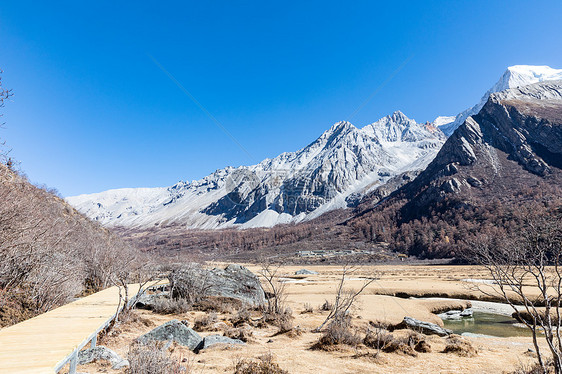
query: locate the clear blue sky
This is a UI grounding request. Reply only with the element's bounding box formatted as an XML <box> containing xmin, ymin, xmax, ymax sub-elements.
<box><xmin>1</xmin><ymin>1</ymin><xmax>561</xmax><ymax>197</ymax></box>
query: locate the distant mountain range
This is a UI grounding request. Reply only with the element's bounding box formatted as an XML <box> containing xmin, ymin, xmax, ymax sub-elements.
<box><xmin>67</xmin><ymin>65</ymin><xmax>562</xmax><ymax>231</ymax></box>
<box><xmin>68</xmin><ymin>112</ymin><xmax>445</xmax><ymax>229</ymax></box>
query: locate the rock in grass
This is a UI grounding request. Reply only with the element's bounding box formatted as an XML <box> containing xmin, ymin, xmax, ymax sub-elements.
<box><xmin>295</xmin><ymin>269</ymin><xmax>318</xmax><ymax>275</ymax></box>
<box><xmin>200</xmin><ymin>334</ymin><xmax>245</xmax><ymax>350</ymax></box>
<box><xmin>398</xmin><ymin>316</ymin><xmax>452</xmax><ymax>337</ymax></box>
<box><xmin>78</xmin><ymin>346</ymin><xmax>129</xmax><ymax>369</ymax></box>
<box><xmin>137</xmin><ymin>319</ymin><xmax>203</xmax><ymax>351</ymax></box>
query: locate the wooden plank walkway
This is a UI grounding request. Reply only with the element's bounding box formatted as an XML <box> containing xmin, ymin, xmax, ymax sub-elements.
<box><xmin>0</xmin><ymin>281</ymin><xmax>166</xmax><ymax>374</ymax></box>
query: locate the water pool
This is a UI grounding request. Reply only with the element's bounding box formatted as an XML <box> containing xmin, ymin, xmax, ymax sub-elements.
<box><xmin>442</xmin><ymin>311</ymin><xmax>533</xmax><ymax>337</ymax></box>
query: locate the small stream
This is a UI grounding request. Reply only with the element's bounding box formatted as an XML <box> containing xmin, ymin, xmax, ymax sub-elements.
<box><xmin>421</xmin><ymin>298</ymin><xmax>533</xmax><ymax>338</ymax></box>
<box><xmin>442</xmin><ymin>311</ymin><xmax>533</xmax><ymax>337</ymax></box>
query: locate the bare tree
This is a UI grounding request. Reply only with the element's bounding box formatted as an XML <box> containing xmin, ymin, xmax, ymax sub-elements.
<box><xmin>469</xmin><ymin>213</ymin><xmax>562</xmax><ymax>374</ymax></box>
<box><xmin>259</xmin><ymin>259</ymin><xmax>288</xmax><ymax>316</ymax></box>
<box><xmin>111</xmin><ymin>246</ymin><xmax>160</xmax><ymax>322</ymax></box>
<box><xmin>0</xmin><ymin>69</ymin><xmax>13</xmax><ymax>165</ymax></box>
<box><xmin>169</xmin><ymin>262</ymin><xmax>213</xmax><ymax>305</ymax></box>
<box><xmin>315</xmin><ymin>264</ymin><xmax>376</xmax><ymax>332</ymax></box>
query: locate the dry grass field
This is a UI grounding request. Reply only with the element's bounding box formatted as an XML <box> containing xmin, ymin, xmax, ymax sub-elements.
<box><xmin>80</xmin><ymin>265</ymin><xmax>542</xmax><ymax>374</ymax></box>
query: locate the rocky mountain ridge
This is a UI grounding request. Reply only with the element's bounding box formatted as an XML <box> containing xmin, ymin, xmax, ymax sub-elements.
<box><xmin>67</xmin><ymin>112</ymin><xmax>445</xmax><ymax>229</ymax></box>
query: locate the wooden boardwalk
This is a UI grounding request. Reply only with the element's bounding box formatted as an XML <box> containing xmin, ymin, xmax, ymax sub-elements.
<box><xmin>0</xmin><ymin>281</ymin><xmax>164</xmax><ymax>374</ymax></box>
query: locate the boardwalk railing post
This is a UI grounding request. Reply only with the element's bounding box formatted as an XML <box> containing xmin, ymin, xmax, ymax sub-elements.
<box><xmin>68</xmin><ymin>350</ymin><xmax>77</xmax><ymax>374</ymax></box>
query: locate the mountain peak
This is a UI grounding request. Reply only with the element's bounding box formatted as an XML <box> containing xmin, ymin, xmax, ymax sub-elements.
<box><xmin>497</xmin><ymin>65</ymin><xmax>562</xmax><ymax>92</ymax></box>
<box><xmin>361</xmin><ymin>111</ymin><xmax>445</xmax><ymax>144</ymax></box>
<box><xmin>506</xmin><ymin>64</ymin><xmax>562</xmax><ymax>77</ymax></box>
<box><xmin>389</xmin><ymin>110</ymin><xmax>409</xmax><ymax>122</ymax></box>
<box><xmin>438</xmin><ymin>65</ymin><xmax>562</xmax><ymax>137</ymax></box>
<box><xmin>320</xmin><ymin>121</ymin><xmax>357</xmax><ymax>139</ymax></box>
<box><xmin>332</xmin><ymin>120</ymin><xmax>355</xmax><ymax>130</ymax></box>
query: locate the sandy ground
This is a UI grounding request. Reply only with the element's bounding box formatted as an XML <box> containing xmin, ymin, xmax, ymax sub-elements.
<box><xmin>78</xmin><ymin>265</ymin><xmax>542</xmax><ymax>374</ymax></box>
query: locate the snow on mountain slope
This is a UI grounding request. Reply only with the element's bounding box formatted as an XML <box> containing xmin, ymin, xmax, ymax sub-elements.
<box><xmin>439</xmin><ymin>65</ymin><xmax>562</xmax><ymax>136</ymax></box>
<box><xmin>432</xmin><ymin>116</ymin><xmax>455</xmax><ymax>129</ymax></box>
<box><xmin>67</xmin><ymin>112</ymin><xmax>445</xmax><ymax>229</ymax></box>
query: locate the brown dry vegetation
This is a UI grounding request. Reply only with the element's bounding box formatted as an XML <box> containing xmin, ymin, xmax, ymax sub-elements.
<box><xmin>0</xmin><ymin>72</ymin><xmax>152</xmax><ymax>326</ymax></box>
<box><xmin>0</xmin><ymin>161</ymin><xmax>149</xmax><ymax>327</ymax></box>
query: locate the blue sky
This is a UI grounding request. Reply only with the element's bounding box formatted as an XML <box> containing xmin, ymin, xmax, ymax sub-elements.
<box><xmin>1</xmin><ymin>1</ymin><xmax>561</xmax><ymax>197</ymax></box>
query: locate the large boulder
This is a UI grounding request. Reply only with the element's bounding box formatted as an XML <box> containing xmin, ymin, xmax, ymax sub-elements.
<box><xmin>78</xmin><ymin>346</ymin><xmax>129</xmax><ymax>369</ymax></box>
<box><xmin>137</xmin><ymin>320</ymin><xmax>203</xmax><ymax>351</ymax></box>
<box><xmin>397</xmin><ymin>316</ymin><xmax>452</xmax><ymax>337</ymax></box>
<box><xmin>170</xmin><ymin>264</ymin><xmax>265</xmax><ymax>307</ymax></box>
<box><xmin>200</xmin><ymin>334</ymin><xmax>245</xmax><ymax>350</ymax></box>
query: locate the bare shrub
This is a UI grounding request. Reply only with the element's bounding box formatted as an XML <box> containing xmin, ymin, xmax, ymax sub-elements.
<box><xmin>0</xmin><ymin>69</ymin><xmax>13</xmax><ymax>163</ymax></box>
<box><xmin>194</xmin><ymin>312</ymin><xmax>218</xmax><ymax>331</ymax></box>
<box><xmin>195</xmin><ymin>296</ymin><xmax>241</xmax><ymax>313</ymax></box>
<box><xmin>230</xmin><ymin>307</ymin><xmax>252</xmax><ymax>327</ymax></box>
<box><xmin>363</xmin><ymin>328</ymin><xmax>430</xmax><ymax>356</ymax></box>
<box><xmin>513</xmin><ymin>360</ymin><xmax>555</xmax><ymax>374</ymax></box>
<box><xmin>0</xmin><ymin>288</ymin><xmax>35</xmax><ymax>327</ymax></box>
<box><xmin>301</xmin><ymin>303</ymin><xmax>314</xmax><ymax>314</ymax></box>
<box><xmin>234</xmin><ymin>353</ymin><xmax>288</xmax><ymax>374</ymax></box>
<box><xmin>315</xmin><ymin>264</ymin><xmax>376</xmax><ymax>332</ymax></box>
<box><xmin>363</xmin><ymin>328</ymin><xmax>394</xmax><ymax>350</ymax></box>
<box><xmin>267</xmin><ymin>310</ymin><xmax>294</xmax><ymax>335</ymax></box>
<box><xmin>127</xmin><ymin>341</ymin><xmax>187</xmax><ymax>374</ymax></box>
<box><xmin>258</xmin><ymin>259</ymin><xmax>296</xmax><ymax>335</ymax></box>
<box><xmin>442</xmin><ymin>335</ymin><xmax>477</xmax><ymax>357</ymax></box>
<box><xmin>119</xmin><ymin>309</ymin><xmax>154</xmax><ymax>328</ymax></box>
<box><xmin>225</xmin><ymin>327</ymin><xmax>253</xmax><ymax>342</ymax></box>
<box><xmin>312</xmin><ymin>318</ymin><xmax>361</xmax><ymax>350</ymax></box>
<box><xmin>0</xmin><ymin>163</ymin><xmax>145</xmax><ymax>324</ymax></box>
<box><xmin>319</xmin><ymin>300</ymin><xmax>333</xmax><ymax>311</ymax></box>
<box><xmin>151</xmin><ymin>297</ymin><xmax>191</xmax><ymax>315</ymax></box>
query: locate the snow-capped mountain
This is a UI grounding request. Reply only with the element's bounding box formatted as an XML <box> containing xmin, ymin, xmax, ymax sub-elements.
<box><xmin>67</xmin><ymin>65</ymin><xmax>562</xmax><ymax>231</ymax></box>
<box><xmin>438</xmin><ymin>65</ymin><xmax>562</xmax><ymax>136</ymax></box>
<box><xmin>67</xmin><ymin>111</ymin><xmax>445</xmax><ymax>229</ymax></box>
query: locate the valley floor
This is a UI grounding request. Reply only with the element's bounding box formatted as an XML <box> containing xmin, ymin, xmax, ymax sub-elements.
<box><xmin>82</xmin><ymin>265</ymin><xmax>542</xmax><ymax>374</ymax></box>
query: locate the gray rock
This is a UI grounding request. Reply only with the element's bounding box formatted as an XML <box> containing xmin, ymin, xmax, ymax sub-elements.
<box><xmin>445</xmin><ymin>163</ymin><xmax>459</xmax><ymax>175</ymax></box>
<box><xmin>460</xmin><ymin>308</ymin><xmax>473</xmax><ymax>317</ymax></box>
<box><xmin>77</xmin><ymin>346</ymin><xmax>129</xmax><ymax>370</ymax></box>
<box><xmin>466</xmin><ymin>176</ymin><xmax>482</xmax><ymax>187</ymax></box>
<box><xmin>137</xmin><ymin>319</ymin><xmax>203</xmax><ymax>351</ymax></box>
<box><xmin>200</xmin><ymin>334</ymin><xmax>245</xmax><ymax>350</ymax></box>
<box><xmin>441</xmin><ymin>178</ymin><xmax>462</xmax><ymax>193</ymax></box>
<box><xmin>295</xmin><ymin>269</ymin><xmax>318</xmax><ymax>275</ymax></box>
<box><xmin>134</xmin><ymin>291</ymin><xmax>170</xmax><ymax>310</ymax></box>
<box><xmin>170</xmin><ymin>264</ymin><xmax>266</xmax><ymax>307</ymax></box>
<box><xmin>439</xmin><ymin>308</ymin><xmax>473</xmax><ymax>320</ymax></box>
<box><xmin>398</xmin><ymin>316</ymin><xmax>452</xmax><ymax>337</ymax></box>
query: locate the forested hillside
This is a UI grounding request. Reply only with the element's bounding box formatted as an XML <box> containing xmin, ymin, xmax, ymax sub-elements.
<box><xmin>0</xmin><ymin>74</ymin><xmax>141</xmax><ymax>327</ymax></box>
